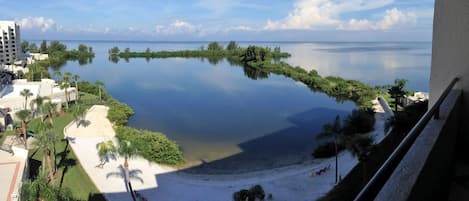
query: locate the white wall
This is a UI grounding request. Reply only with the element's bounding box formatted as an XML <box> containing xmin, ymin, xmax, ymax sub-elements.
<box><xmin>430</xmin><ymin>0</ymin><xmax>469</xmax><ymax>116</ymax></box>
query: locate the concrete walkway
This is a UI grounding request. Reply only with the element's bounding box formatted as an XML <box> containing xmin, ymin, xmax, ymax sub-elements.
<box><xmin>64</xmin><ymin>103</ymin><xmax>391</xmax><ymax>201</ymax></box>
<box><xmin>64</xmin><ymin>105</ymin><xmax>175</xmax><ymax>201</ymax></box>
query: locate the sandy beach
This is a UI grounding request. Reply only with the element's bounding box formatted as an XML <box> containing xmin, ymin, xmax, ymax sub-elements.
<box><xmin>64</xmin><ymin>100</ymin><xmax>390</xmax><ymax>201</ymax></box>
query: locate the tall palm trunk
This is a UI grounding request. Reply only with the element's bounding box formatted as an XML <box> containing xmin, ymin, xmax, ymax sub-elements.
<box><xmin>64</xmin><ymin>89</ymin><xmax>69</xmax><ymax>109</ymax></box>
<box><xmin>334</xmin><ymin>138</ymin><xmax>338</xmax><ymax>184</ymax></box>
<box><xmin>75</xmin><ymin>82</ymin><xmax>79</xmax><ymax>101</ymax></box>
<box><xmin>22</xmin><ymin>120</ymin><xmax>27</xmax><ymax>149</ymax></box>
<box><xmin>124</xmin><ymin>156</ymin><xmax>137</xmax><ymax>201</ymax></box>
<box><xmin>24</xmin><ymin>97</ymin><xmax>28</xmax><ymax>110</ymax></box>
<box><xmin>47</xmin><ymin>151</ymin><xmax>54</xmax><ymax>182</ymax></box>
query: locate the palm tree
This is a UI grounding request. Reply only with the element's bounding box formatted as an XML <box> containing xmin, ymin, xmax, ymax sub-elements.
<box><xmin>21</xmin><ymin>170</ymin><xmax>54</xmax><ymax>201</ymax></box>
<box><xmin>345</xmin><ymin>134</ymin><xmax>374</xmax><ymax>185</ymax></box>
<box><xmin>117</xmin><ymin>140</ymin><xmax>138</xmax><ymax>201</ymax></box>
<box><xmin>388</xmin><ymin>79</ymin><xmax>408</xmax><ymax>112</ymax></box>
<box><xmin>95</xmin><ymin>80</ymin><xmax>105</xmax><ymax>102</ymax></box>
<box><xmin>72</xmin><ymin>74</ymin><xmax>80</xmax><ymax>101</ymax></box>
<box><xmin>31</xmin><ymin>95</ymin><xmax>49</xmax><ymax>119</ymax></box>
<box><xmin>43</xmin><ymin>102</ymin><xmax>57</xmax><ymax>126</ymax></box>
<box><xmin>33</xmin><ymin>129</ymin><xmax>57</xmax><ymax>182</ymax></box>
<box><xmin>20</xmin><ymin>89</ymin><xmax>33</xmax><ymax>110</ymax></box>
<box><xmin>53</xmin><ymin>71</ymin><xmax>62</xmax><ymax>81</ymax></box>
<box><xmin>96</xmin><ymin>140</ymin><xmax>116</xmax><ymax>168</ymax></box>
<box><xmin>16</xmin><ymin>109</ymin><xmax>31</xmax><ymax>149</ymax></box>
<box><xmin>59</xmin><ymin>76</ymin><xmax>71</xmax><ymax>110</ymax></box>
<box><xmin>316</xmin><ymin>115</ymin><xmax>343</xmax><ymax>184</ymax></box>
<box><xmin>71</xmin><ymin>104</ymin><xmax>86</xmax><ymax>128</ymax></box>
<box><xmin>21</xmin><ymin>169</ymin><xmax>76</xmax><ymax>201</ymax></box>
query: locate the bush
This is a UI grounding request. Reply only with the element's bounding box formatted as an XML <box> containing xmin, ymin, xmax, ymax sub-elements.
<box><xmin>313</xmin><ymin>141</ymin><xmax>346</xmax><ymax>158</ymax></box>
<box><xmin>115</xmin><ymin>126</ymin><xmax>184</xmax><ymax>165</ymax></box>
<box><xmin>107</xmin><ymin>101</ymin><xmax>134</xmax><ymax>126</ymax></box>
<box><xmin>233</xmin><ymin>185</ymin><xmax>266</xmax><ymax>201</ymax></box>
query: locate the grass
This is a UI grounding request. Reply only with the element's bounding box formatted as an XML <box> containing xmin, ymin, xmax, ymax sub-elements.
<box><xmin>28</xmin><ymin>113</ymin><xmax>106</xmax><ymax>201</ymax></box>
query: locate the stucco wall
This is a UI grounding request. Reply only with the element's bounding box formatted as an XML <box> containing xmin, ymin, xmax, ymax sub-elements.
<box><xmin>430</xmin><ymin>0</ymin><xmax>469</xmax><ymax>132</ymax></box>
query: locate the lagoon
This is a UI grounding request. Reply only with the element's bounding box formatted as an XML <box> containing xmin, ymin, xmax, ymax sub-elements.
<box><xmin>48</xmin><ymin>41</ymin><xmax>431</xmax><ymax>173</ymax></box>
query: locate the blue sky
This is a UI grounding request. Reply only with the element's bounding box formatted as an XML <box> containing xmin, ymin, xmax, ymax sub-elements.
<box><xmin>0</xmin><ymin>0</ymin><xmax>434</xmax><ymax>41</ymax></box>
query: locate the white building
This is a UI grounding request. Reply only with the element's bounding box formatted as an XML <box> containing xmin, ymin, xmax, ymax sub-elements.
<box><xmin>0</xmin><ymin>21</ymin><xmax>21</xmax><ymax>65</ymax></box>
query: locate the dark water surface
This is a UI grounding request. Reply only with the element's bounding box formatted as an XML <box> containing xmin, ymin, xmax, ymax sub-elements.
<box><xmin>50</xmin><ymin>41</ymin><xmax>431</xmax><ymax>172</ymax></box>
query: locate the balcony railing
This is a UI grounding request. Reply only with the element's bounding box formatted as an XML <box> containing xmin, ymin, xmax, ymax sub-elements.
<box><xmin>354</xmin><ymin>77</ymin><xmax>460</xmax><ymax>201</ymax></box>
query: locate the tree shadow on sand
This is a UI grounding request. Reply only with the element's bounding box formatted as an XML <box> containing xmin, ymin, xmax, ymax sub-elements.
<box><xmin>106</xmin><ymin>165</ymin><xmax>144</xmax><ymax>192</ymax></box>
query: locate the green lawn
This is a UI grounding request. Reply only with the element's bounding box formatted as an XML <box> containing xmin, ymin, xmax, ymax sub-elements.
<box><xmin>29</xmin><ymin>113</ymin><xmax>106</xmax><ymax>201</ymax></box>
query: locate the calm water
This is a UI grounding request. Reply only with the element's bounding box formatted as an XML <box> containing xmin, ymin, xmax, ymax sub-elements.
<box><xmin>49</xmin><ymin>41</ymin><xmax>431</xmax><ymax>173</ymax></box>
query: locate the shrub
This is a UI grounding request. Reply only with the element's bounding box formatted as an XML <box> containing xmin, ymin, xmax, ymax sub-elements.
<box><xmin>107</xmin><ymin>101</ymin><xmax>134</xmax><ymax>126</ymax></box>
<box><xmin>233</xmin><ymin>185</ymin><xmax>266</xmax><ymax>201</ymax></box>
<box><xmin>313</xmin><ymin>141</ymin><xmax>346</xmax><ymax>158</ymax></box>
<box><xmin>115</xmin><ymin>126</ymin><xmax>184</xmax><ymax>165</ymax></box>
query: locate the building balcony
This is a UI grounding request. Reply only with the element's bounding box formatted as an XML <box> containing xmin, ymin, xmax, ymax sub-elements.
<box><xmin>353</xmin><ymin>78</ymin><xmax>462</xmax><ymax>201</ymax></box>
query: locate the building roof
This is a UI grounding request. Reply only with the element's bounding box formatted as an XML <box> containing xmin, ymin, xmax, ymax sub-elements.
<box><xmin>0</xmin><ymin>147</ymin><xmax>28</xmax><ymax>201</ymax></box>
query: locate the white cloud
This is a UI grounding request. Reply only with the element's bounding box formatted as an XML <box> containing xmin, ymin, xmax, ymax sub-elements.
<box><xmin>338</xmin><ymin>8</ymin><xmax>417</xmax><ymax>30</ymax></box>
<box><xmin>16</xmin><ymin>16</ymin><xmax>57</xmax><ymax>32</ymax></box>
<box><xmin>264</xmin><ymin>0</ymin><xmax>394</xmax><ymax>30</ymax></box>
<box><xmin>376</xmin><ymin>8</ymin><xmax>417</xmax><ymax>30</ymax></box>
<box><xmin>224</xmin><ymin>25</ymin><xmax>255</xmax><ymax>32</ymax></box>
<box><xmin>155</xmin><ymin>20</ymin><xmax>197</xmax><ymax>35</ymax></box>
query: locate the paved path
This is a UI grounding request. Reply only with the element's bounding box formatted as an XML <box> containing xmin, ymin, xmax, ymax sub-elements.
<box><xmin>64</xmin><ymin>103</ymin><xmax>389</xmax><ymax>201</ymax></box>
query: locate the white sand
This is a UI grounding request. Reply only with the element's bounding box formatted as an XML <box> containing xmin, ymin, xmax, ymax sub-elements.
<box><xmin>65</xmin><ymin>101</ymin><xmax>391</xmax><ymax>201</ymax></box>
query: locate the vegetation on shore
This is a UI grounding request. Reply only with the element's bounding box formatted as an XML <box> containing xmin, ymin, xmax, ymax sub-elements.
<box><xmin>21</xmin><ymin>40</ymin><xmax>95</xmax><ymax>71</ymax></box>
<box><xmin>318</xmin><ymin>100</ymin><xmax>428</xmax><ymax>201</ymax></box>
<box><xmin>109</xmin><ymin>41</ymin><xmax>378</xmax><ymax>107</ymax></box>
<box><xmin>77</xmin><ymin>81</ymin><xmax>184</xmax><ymax>165</ymax></box>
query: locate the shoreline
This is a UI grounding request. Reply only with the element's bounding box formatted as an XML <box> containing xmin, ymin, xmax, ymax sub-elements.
<box><xmin>64</xmin><ymin>97</ymin><xmax>389</xmax><ymax>201</ymax></box>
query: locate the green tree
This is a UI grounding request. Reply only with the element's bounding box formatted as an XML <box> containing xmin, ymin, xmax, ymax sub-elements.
<box><xmin>109</xmin><ymin>47</ymin><xmax>120</xmax><ymax>55</ymax></box>
<box><xmin>388</xmin><ymin>79</ymin><xmax>408</xmax><ymax>112</ymax></box>
<box><xmin>21</xmin><ymin>169</ymin><xmax>76</xmax><ymax>201</ymax></box>
<box><xmin>43</xmin><ymin>102</ymin><xmax>57</xmax><ymax>126</ymax></box>
<box><xmin>59</xmin><ymin>73</ymin><xmax>72</xmax><ymax>110</ymax></box>
<box><xmin>95</xmin><ymin>80</ymin><xmax>105</xmax><ymax>102</ymax></box>
<box><xmin>21</xmin><ymin>41</ymin><xmax>29</xmax><ymax>53</ymax></box>
<box><xmin>316</xmin><ymin>115</ymin><xmax>343</xmax><ymax>184</ymax></box>
<box><xmin>53</xmin><ymin>71</ymin><xmax>62</xmax><ymax>81</ymax></box>
<box><xmin>48</xmin><ymin>41</ymin><xmax>67</xmax><ymax>54</ymax></box>
<box><xmin>31</xmin><ymin>95</ymin><xmax>49</xmax><ymax>119</ymax></box>
<box><xmin>20</xmin><ymin>89</ymin><xmax>33</xmax><ymax>109</ymax></box>
<box><xmin>40</xmin><ymin>40</ymin><xmax>48</xmax><ymax>53</ymax></box>
<box><xmin>29</xmin><ymin>43</ymin><xmax>39</xmax><ymax>53</ymax></box>
<box><xmin>226</xmin><ymin>41</ymin><xmax>238</xmax><ymax>51</ymax></box>
<box><xmin>207</xmin><ymin>42</ymin><xmax>223</xmax><ymax>51</ymax></box>
<box><xmin>34</xmin><ymin>129</ymin><xmax>57</xmax><ymax>182</ymax></box>
<box><xmin>117</xmin><ymin>140</ymin><xmax>138</xmax><ymax>201</ymax></box>
<box><xmin>78</xmin><ymin>44</ymin><xmax>88</xmax><ymax>52</ymax></box>
<box><xmin>16</xmin><ymin>109</ymin><xmax>31</xmax><ymax>149</ymax></box>
<box><xmin>72</xmin><ymin>74</ymin><xmax>80</xmax><ymax>101</ymax></box>
<box><xmin>71</xmin><ymin>104</ymin><xmax>86</xmax><ymax>128</ymax></box>
<box><xmin>96</xmin><ymin>140</ymin><xmax>116</xmax><ymax>168</ymax></box>
<box><xmin>344</xmin><ymin>134</ymin><xmax>374</xmax><ymax>185</ymax></box>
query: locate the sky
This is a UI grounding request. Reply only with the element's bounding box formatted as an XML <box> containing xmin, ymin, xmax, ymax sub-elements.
<box><xmin>0</xmin><ymin>0</ymin><xmax>435</xmax><ymax>41</ymax></box>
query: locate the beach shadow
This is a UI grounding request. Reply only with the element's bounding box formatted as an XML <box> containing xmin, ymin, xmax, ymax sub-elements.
<box><xmin>106</xmin><ymin>165</ymin><xmax>144</xmax><ymax>192</ymax></box>
<box><xmin>92</xmin><ymin>107</ymin><xmax>352</xmax><ymax>200</ymax></box>
<box><xmin>184</xmin><ymin>107</ymin><xmax>350</xmax><ymax>174</ymax></box>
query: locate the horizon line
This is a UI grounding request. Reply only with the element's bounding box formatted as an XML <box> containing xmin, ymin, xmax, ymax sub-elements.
<box><xmin>22</xmin><ymin>39</ymin><xmax>432</xmax><ymax>43</ymax></box>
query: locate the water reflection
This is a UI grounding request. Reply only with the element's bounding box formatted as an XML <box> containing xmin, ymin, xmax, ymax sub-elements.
<box><xmin>50</xmin><ymin>41</ymin><xmax>430</xmax><ymax>171</ymax></box>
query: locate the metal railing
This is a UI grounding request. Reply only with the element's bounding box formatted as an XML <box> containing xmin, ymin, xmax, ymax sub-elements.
<box><xmin>353</xmin><ymin>77</ymin><xmax>459</xmax><ymax>201</ymax></box>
